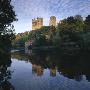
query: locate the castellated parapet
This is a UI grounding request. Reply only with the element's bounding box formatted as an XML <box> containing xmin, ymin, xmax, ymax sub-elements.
<box><xmin>49</xmin><ymin>16</ymin><xmax>56</xmax><ymax>26</ymax></box>
<box><xmin>32</xmin><ymin>17</ymin><xmax>43</xmax><ymax>30</ymax></box>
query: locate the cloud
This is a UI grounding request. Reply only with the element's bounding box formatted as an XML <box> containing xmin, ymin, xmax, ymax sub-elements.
<box><xmin>12</xmin><ymin>0</ymin><xmax>90</xmax><ymax>19</ymax></box>
<box><xmin>11</xmin><ymin>0</ymin><xmax>90</xmax><ymax>33</ymax></box>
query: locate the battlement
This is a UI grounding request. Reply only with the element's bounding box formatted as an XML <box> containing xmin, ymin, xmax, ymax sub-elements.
<box><xmin>32</xmin><ymin>17</ymin><xmax>43</xmax><ymax>21</ymax></box>
<box><xmin>32</xmin><ymin>17</ymin><xmax>43</xmax><ymax>30</ymax></box>
<box><xmin>32</xmin><ymin>16</ymin><xmax>57</xmax><ymax>30</ymax></box>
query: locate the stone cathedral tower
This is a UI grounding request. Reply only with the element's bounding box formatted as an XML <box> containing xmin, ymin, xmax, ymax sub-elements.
<box><xmin>32</xmin><ymin>17</ymin><xmax>43</xmax><ymax>30</ymax></box>
<box><xmin>49</xmin><ymin>16</ymin><xmax>56</xmax><ymax>26</ymax></box>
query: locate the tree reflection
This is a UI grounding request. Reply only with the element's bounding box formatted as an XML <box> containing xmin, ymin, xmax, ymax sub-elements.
<box><xmin>0</xmin><ymin>53</ymin><xmax>15</xmax><ymax>90</ymax></box>
<box><xmin>12</xmin><ymin>50</ymin><xmax>90</xmax><ymax>81</ymax></box>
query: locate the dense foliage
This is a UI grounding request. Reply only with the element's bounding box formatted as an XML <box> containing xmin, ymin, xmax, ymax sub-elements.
<box><xmin>12</xmin><ymin>31</ymin><xmax>29</xmax><ymax>49</ymax></box>
<box><xmin>13</xmin><ymin>14</ymin><xmax>90</xmax><ymax>51</ymax></box>
<box><xmin>0</xmin><ymin>0</ymin><xmax>17</xmax><ymax>53</ymax></box>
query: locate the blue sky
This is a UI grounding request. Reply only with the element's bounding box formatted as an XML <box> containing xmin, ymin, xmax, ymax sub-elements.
<box><xmin>11</xmin><ymin>0</ymin><xmax>90</xmax><ymax>33</ymax></box>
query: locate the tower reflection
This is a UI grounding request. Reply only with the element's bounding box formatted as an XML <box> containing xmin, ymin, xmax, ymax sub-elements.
<box><xmin>32</xmin><ymin>64</ymin><xmax>44</xmax><ymax>76</ymax></box>
<box><xmin>12</xmin><ymin>50</ymin><xmax>90</xmax><ymax>82</ymax></box>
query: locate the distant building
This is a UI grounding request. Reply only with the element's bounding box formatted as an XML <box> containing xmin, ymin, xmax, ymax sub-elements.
<box><xmin>49</xmin><ymin>16</ymin><xmax>56</xmax><ymax>26</ymax></box>
<box><xmin>32</xmin><ymin>17</ymin><xmax>43</xmax><ymax>30</ymax></box>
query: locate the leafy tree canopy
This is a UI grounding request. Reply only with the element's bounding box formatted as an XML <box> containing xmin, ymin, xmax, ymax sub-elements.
<box><xmin>0</xmin><ymin>0</ymin><xmax>17</xmax><ymax>34</ymax></box>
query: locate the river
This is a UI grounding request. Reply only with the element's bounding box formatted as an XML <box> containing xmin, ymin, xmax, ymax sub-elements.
<box><xmin>0</xmin><ymin>50</ymin><xmax>90</xmax><ymax>90</ymax></box>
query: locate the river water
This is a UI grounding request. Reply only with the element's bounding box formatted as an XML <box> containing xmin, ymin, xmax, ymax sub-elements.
<box><xmin>0</xmin><ymin>50</ymin><xmax>90</xmax><ymax>90</ymax></box>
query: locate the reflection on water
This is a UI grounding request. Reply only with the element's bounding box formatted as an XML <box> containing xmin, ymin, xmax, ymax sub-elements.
<box><xmin>0</xmin><ymin>53</ymin><xmax>15</xmax><ymax>90</ymax></box>
<box><xmin>32</xmin><ymin>64</ymin><xmax>44</xmax><ymax>76</ymax></box>
<box><xmin>1</xmin><ymin>50</ymin><xmax>90</xmax><ymax>90</ymax></box>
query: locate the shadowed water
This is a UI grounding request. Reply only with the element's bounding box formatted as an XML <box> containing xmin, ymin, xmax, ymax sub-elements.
<box><xmin>0</xmin><ymin>50</ymin><xmax>90</xmax><ymax>90</ymax></box>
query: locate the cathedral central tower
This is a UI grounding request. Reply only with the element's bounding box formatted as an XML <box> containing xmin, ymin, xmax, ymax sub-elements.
<box><xmin>32</xmin><ymin>17</ymin><xmax>43</xmax><ymax>30</ymax></box>
<box><xmin>49</xmin><ymin>16</ymin><xmax>56</xmax><ymax>26</ymax></box>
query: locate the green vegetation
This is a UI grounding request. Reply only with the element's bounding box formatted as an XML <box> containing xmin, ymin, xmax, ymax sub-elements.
<box><xmin>0</xmin><ymin>0</ymin><xmax>17</xmax><ymax>55</ymax></box>
<box><xmin>12</xmin><ymin>31</ymin><xmax>29</xmax><ymax>49</ymax></box>
<box><xmin>13</xmin><ymin>14</ymin><xmax>90</xmax><ymax>52</ymax></box>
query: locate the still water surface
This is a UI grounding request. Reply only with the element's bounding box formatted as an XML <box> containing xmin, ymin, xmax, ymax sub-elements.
<box><xmin>0</xmin><ymin>50</ymin><xmax>90</xmax><ymax>90</ymax></box>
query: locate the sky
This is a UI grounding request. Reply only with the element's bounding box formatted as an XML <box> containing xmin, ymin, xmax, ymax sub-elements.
<box><xmin>11</xmin><ymin>0</ymin><xmax>90</xmax><ymax>33</ymax></box>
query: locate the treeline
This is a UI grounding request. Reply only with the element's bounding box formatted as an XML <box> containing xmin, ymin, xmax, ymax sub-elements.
<box><xmin>13</xmin><ymin>14</ymin><xmax>90</xmax><ymax>51</ymax></box>
<box><xmin>12</xmin><ymin>31</ymin><xmax>29</xmax><ymax>49</ymax></box>
<box><xmin>0</xmin><ymin>0</ymin><xmax>16</xmax><ymax>55</ymax></box>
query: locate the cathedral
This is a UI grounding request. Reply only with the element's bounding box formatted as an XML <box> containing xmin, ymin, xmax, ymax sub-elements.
<box><xmin>32</xmin><ymin>16</ymin><xmax>56</xmax><ymax>30</ymax></box>
<box><xmin>32</xmin><ymin>17</ymin><xmax>43</xmax><ymax>30</ymax></box>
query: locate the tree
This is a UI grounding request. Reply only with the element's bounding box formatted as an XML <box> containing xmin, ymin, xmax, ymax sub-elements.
<box><xmin>34</xmin><ymin>34</ymin><xmax>47</xmax><ymax>46</ymax></box>
<box><xmin>74</xmin><ymin>15</ymin><xmax>83</xmax><ymax>21</ymax></box>
<box><xmin>84</xmin><ymin>15</ymin><xmax>90</xmax><ymax>31</ymax></box>
<box><xmin>0</xmin><ymin>0</ymin><xmax>16</xmax><ymax>34</ymax></box>
<box><xmin>0</xmin><ymin>0</ymin><xmax>17</xmax><ymax>53</ymax></box>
